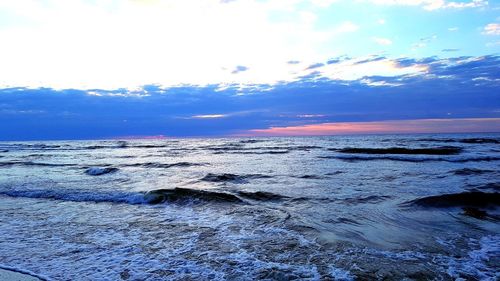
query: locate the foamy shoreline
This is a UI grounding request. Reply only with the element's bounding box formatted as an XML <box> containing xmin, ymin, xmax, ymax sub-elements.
<box><xmin>0</xmin><ymin>267</ymin><xmax>45</xmax><ymax>281</ymax></box>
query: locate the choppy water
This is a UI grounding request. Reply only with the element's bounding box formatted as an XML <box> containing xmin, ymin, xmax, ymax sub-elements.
<box><xmin>0</xmin><ymin>134</ymin><xmax>499</xmax><ymax>280</ymax></box>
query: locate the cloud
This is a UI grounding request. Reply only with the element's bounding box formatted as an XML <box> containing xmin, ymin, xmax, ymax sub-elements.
<box><xmin>1</xmin><ymin>55</ymin><xmax>499</xmax><ymax>140</ymax></box>
<box><xmin>367</xmin><ymin>0</ymin><xmax>487</xmax><ymax>10</ymax></box>
<box><xmin>448</xmin><ymin>27</ymin><xmax>459</xmax><ymax>32</ymax></box>
<box><xmin>191</xmin><ymin>114</ymin><xmax>227</xmax><ymax>119</ymax></box>
<box><xmin>306</xmin><ymin>63</ymin><xmax>325</xmax><ymax>70</ymax></box>
<box><xmin>373</xmin><ymin>37</ymin><xmax>393</xmax><ymax>46</ymax></box>
<box><xmin>442</xmin><ymin>48</ymin><xmax>460</xmax><ymax>52</ymax></box>
<box><xmin>231</xmin><ymin>65</ymin><xmax>249</xmax><ymax>74</ymax></box>
<box><xmin>483</xmin><ymin>23</ymin><xmax>500</xmax><ymax>35</ymax></box>
<box><xmin>412</xmin><ymin>35</ymin><xmax>437</xmax><ymax>50</ymax></box>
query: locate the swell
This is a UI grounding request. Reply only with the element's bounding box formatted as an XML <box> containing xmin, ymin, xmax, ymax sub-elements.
<box><xmin>0</xmin><ymin>161</ymin><xmax>78</xmax><ymax>167</ymax></box>
<box><xmin>200</xmin><ymin>173</ymin><xmax>272</xmax><ymax>183</ymax></box>
<box><xmin>405</xmin><ymin>191</ymin><xmax>500</xmax><ymax>208</ymax></box>
<box><xmin>332</xmin><ymin>146</ymin><xmax>462</xmax><ymax>155</ymax></box>
<box><xmin>452</xmin><ymin>168</ymin><xmax>496</xmax><ymax>176</ymax></box>
<box><xmin>0</xmin><ymin>161</ymin><xmax>203</xmax><ymax>169</ymax></box>
<box><xmin>319</xmin><ymin>155</ymin><xmax>500</xmax><ymax>163</ymax></box>
<box><xmin>417</xmin><ymin>138</ymin><xmax>500</xmax><ymax>144</ymax></box>
<box><xmin>122</xmin><ymin>162</ymin><xmax>204</xmax><ymax>169</ymax></box>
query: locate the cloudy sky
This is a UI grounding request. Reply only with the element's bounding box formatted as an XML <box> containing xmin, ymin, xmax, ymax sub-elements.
<box><xmin>0</xmin><ymin>0</ymin><xmax>499</xmax><ymax>140</ymax></box>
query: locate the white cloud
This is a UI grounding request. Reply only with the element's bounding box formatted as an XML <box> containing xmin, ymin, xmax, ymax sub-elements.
<box><xmin>483</xmin><ymin>23</ymin><xmax>500</xmax><ymax>35</ymax></box>
<box><xmin>191</xmin><ymin>114</ymin><xmax>227</xmax><ymax>119</ymax></box>
<box><xmin>308</xmin><ymin>56</ymin><xmax>429</xmax><ymax>81</ymax></box>
<box><xmin>367</xmin><ymin>0</ymin><xmax>487</xmax><ymax>10</ymax></box>
<box><xmin>0</xmin><ymin>0</ymin><xmax>345</xmax><ymax>89</ymax></box>
<box><xmin>373</xmin><ymin>37</ymin><xmax>393</xmax><ymax>45</ymax></box>
<box><xmin>377</xmin><ymin>19</ymin><xmax>386</xmax><ymax>25</ymax></box>
<box><xmin>448</xmin><ymin>27</ymin><xmax>459</xmax><ymax>31</ymax></box>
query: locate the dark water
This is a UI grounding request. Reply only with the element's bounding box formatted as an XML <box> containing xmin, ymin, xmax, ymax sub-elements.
<box><xmin>0</xmin><ymin>134</ymin><xmax>499</xmax><ymax>280</ymax></box>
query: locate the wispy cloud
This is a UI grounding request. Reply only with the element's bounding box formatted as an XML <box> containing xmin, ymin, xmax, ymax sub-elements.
<box><xmin>191</xmin><ymin>114</ymin><xmax>227</xmax><ymax>119</ymax></box>
<box><xmin>231</xmin><ymin>65</ymin><xmax>249</xmax><ymax>74</ymax></box>
<box><xmin>483</xmin><ymin>23</ymin><xmax>500</xmax><ymax>35</ymax></box>
<box><xmin>367</xmin><ymin>0</ymin><xmax>487</xmax><ymax>10</ymax></box>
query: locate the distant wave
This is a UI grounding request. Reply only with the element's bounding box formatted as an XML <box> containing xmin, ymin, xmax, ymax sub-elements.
<box><xmin>213</xmin><ymin>150</ymin><xmax>290</xmax><ymax>155</ymax></box>
<box><xmin>319</xmin><ymin>155</ymin><xmax>500</xmax><ymax>163</ymax></box>
<box><xmin>452</xmin><ymin>168</ymin><xmax>496</xmax><ymax>176</ymax></box>
<box><xmin>122</xmin><ymin>162</ymin><xmax>204</xmax><ymax>169</ymax></box>
<box><xmin>417</xmin><ymin>138</ymin><xmax>500</xmax><ymax>144</ymax></box>
<box><xmin>200</xmin><ymin>173</ymin><xmax>272</xmax><ymax>183</ymax></box>
<box><xmin>206</xmin><ymin>144</ymin><xmax>321</xmax><ymax>154</ymax></box>
<box><xmin>332</xmin><ymin>146</ymin><xmax>462</xmax><ymax>155</ymax></box>
<box><xmin>237</xmin><ymin>191</ymin><xmax>289</xmax><ymax>201</ymax></box>
<box><xmin>85</xmin><ymin>167</ymin><xmax>119</xmax><ymax>176</ymax></box>
<box><xmin>0</xmin><ymin>161</ymin><xmax>77</xmax><ymax>167</ymax></box>
<box><xmin>342</xmin><ymin>195</ymin><xmax>392</xmax><ymax>205</ymax></box>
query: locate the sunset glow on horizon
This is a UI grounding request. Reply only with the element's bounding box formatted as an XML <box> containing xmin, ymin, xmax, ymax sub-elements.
<box><xmin>242</xmin><ymin>118</ymin><xmax>500</xmax><ymax>137</ymax></box>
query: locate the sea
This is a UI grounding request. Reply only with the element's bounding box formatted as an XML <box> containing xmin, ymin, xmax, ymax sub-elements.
<box><xmin>0</xmin><ymin>133</ymin><xmax>498</xmax><ymax>280</ymax></box>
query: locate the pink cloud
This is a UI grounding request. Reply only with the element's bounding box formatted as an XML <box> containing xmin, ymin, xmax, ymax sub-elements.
<box><xmin>241</xmin><ymin>118</ymin><xmax>500</xmax><ymax>136</ymax></box>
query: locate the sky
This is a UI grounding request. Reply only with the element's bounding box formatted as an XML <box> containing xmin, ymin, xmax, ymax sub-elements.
<box><xmin>0</xmin><ymin>0</ymin><xmax>499</xmax><ymax>140</ymax></box>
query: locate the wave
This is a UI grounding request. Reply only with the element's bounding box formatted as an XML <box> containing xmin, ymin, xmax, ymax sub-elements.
<box><xmin>469</xmin><ymin>183</ymin><xmax>500</xmax><ymax>192</ymax></box>
<box><xmin>0</xmin><ymin>187</ymin><xmax>295</xmax><ymax>206</ymax></box>
<box><xmin>213</xmin><ymin>150</ymin><xmax>290</xmax><ymax>155</ymax></box>
<box><xmin>342</xmin><ymin>195</ymin><xmax>392</xmax><ymax>205</ymax></box>
<box><xmin>0</xmin><ymin>161</ymin><xmax>77</xmax><ymax>167</ymax></box>
<box><xmin>237</xmin><ymin>191</ymin><xmax>289</xmax><ymax>201</ymax></box>
<box><xmin>294</xmin><ymin>175</ymin><xmax>325</xmax><ymax>179</ymax></box>
<box><xmin>319</xmin><ymin>155</ymin><xmax>500</xmax><ymax>163</ymax></box>
<box><xmin>452</xmin><ymin>168</ymin><xmax>495</xmax><ymax>175</ymax></box>
<box><xmin>333</xmin><ymin>146</ymin><xmax>462</xmax><ymax>155</ymax></box>
<box><xmin>0</xmin><ymin>189</ymin><xmax>146</xmax><ymax>205</ymax></box>
<box><xmin>144</xmin><ymin>188</ymin><xmax>243</xmax><ymax>204</ymax></box>
<box><xmin>85</xmin><ymin>167</ymin><xmax>119</xmax><ymax>176</ymax></box>
<box><xmin>417</xmin><ymin>138</ymin><xmax>500</xmax><ymax>144</ymax></box>
<box><xmin>406</xmin><ymin>191</ymin><xmax>500</xmax><ymax>208</ymax></box>
<box><xmin>238</xmin><ymin>139</ymin><xmax>266</xmax><ymax>144</ymax></box>
<box><xmin>200</xmin><ymin>173</ymin><xmax>272</xmax><ymax>183</ymax></box>
<box><xmin>123</xmin><ymin>162</ymin><xmax>203</xmax><ymax>169</ymax></box>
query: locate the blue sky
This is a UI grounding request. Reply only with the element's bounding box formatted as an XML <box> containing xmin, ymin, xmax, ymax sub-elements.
<box><xmin>0</xmin><ymin>0</ymin><xmax>499</xmax><ymax>140</ymax></box>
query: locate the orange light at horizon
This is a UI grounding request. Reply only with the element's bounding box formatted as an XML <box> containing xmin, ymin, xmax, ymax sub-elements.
<box><xmin>241</xmin><ymin>118</ymin><xmax>500</xmax><ymax>136</ymax></box>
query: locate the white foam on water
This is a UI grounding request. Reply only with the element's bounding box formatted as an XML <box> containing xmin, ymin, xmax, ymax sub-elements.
<box><xmin>443</xmin><ymin>235</ymin><xmax>500</xmax><ymax>281</ymax></box>
<box><xmin>329</xmin><ymin>266</ymin><xmax>355</xmax><ymax>281</ymax></box>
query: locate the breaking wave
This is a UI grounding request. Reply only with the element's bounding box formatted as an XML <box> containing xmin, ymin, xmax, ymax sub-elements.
<box><xmin>0</xmin><ymin>187</ymin><xmax>295</xmax><ymax>206</ymax></box>
<box><xmin>319</xmin><ymin>155</ymin><xmax>500</xmax><ymax>163</ymax></box>
<box><xmin>333</xmin><ymin>146</ymin><xmax>462</xmax><ymax>155</ymax></box>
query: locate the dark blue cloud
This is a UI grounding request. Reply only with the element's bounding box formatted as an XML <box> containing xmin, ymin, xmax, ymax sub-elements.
<box><xmin>1</xmin><ymin>55</ymin><xmax>499</xmax><ymax>140</ymax></box>
<box><xmin>231</xmin><ymin>65</ymin><xmax>249</xmax><ymax>74</ymax></box>
<box><xmin>306</xmin><ymin>63</ymin><xmax>324</xmax><ymax>70</ymax></box>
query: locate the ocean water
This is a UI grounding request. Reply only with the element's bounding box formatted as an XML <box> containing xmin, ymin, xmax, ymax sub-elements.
<box><xmin>0</xmin><ymin>133</ymin><xmax>499</xmax><ymax>280</ymax></box>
